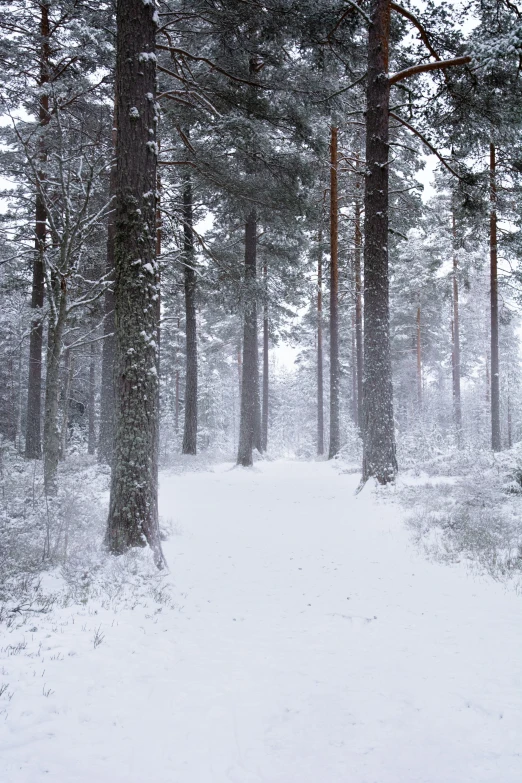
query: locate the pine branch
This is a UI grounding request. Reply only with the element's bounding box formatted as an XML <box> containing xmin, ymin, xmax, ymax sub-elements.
<box><xmin>390</xmin><ymin>2</ymin><xmax>441</xmax><ymax>61</ymax></box>
<box><xmin>389</xmin><ymin>111</ymin><xmax>465</xmax><ymax>180</ymax></box>
<box><xmin>156</xmin><ymin>44</ymin><xmax>269</xmax><ymax>89</ymax></box>
<box><xmin>389</xmin><ymin>56</ymin><xmax>471</xmax><ymax>85</ymax></box>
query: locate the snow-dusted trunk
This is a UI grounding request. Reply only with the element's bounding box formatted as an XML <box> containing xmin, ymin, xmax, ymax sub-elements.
<box><xmin>98</xmin><ymin>107</ymin><xmax>117</xmax><ymax>465</ymax></box>
<box><xmin>262</xmin><ymin>263</ymin><xmax>269</xmax><ymax>453</ymax></box>
<box><xmin>105</xmin><ymin>0</ymin><xmax>164</xmax><ymax>566</ymax></box>
<box><xmin>88</xmin><ymin>341</ymin><xmax>96</xmax><ymax>455</ymax></box>
<box><xmin>253</xmin><ymin>353</ymin><xmax>262</xmax><ymax>453</ymax></box>
<box><xmin>416</xmin><ymin>305</ymin><xmax>422</xmax><ymax>408</ymax></box>
<box><xmin>452</xmin><ymin>212</ymin><xmax>463</xmax><ymax>444</ymax></box>
<box><xmin>237</xmin><ymin>210</ymin><xmax>260</xmax><ymax>466</ymax></box>
<box><xmin>25</xmin><ymin>3</ymin><xmax>50</xmax><ymax>460</ymax></box>
<box><xmin>329</xmin><ymin>127</ymin><xmax>340</xmax><ymax>460</ymax></box>
<box><xmin>59</xmin><ymin>346</ymin><xmax>73</xmax><ymax>460</ymax></box>
<box><xmin>317</xmin><ymin>225</ymin><xmax>324</xmax><ymax>456</ymax></box>
<box><xmin>351</xmin><ymin>314</ymin><xmax>357</xmax><ymax>425</ymax></box>
<box><xmin>354</xmin><ymin>191</ymin><xmax>363</xmax><ymax>432</ymax></box>
<box><xmin>362</xmin><ymin>0</ymin><xmax>397</xmax><ymax>484</ymax></box>
<box><xmin>43</xmin><ymin>280</ymin><xmax>67</xmax><ymax>493</ymax></box>
<box><xmin>182</xmin><ymin>174</ymin><xmax>198</xmax><ymax>455</ymax></box>
<box><xmin>490</xmin><ymin>143</ymin><xmax>501</xmax><ymax>452</ymax></box>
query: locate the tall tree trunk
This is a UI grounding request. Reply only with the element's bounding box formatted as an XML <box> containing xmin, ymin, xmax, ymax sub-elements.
<box><xmin>416</xmin><ymin>305</ymin><xmax>422</xmax><ymax>408</ymax></box>
<box><xmin>25</xmin><ymin>3</ymin><xmax>51</xmax><ymax>459</ymax></box>
<box><xmin>175</xmin><ymin>314</ymin><xmax>180</xmax><ymax>433</ymax></box>
<box><xmin>237</xmin><ymin>210</ymin><xmax>260</xmax><ymax>466</ymax></box>
<box><xmin>354</xmin><ymin>189</ymin><xmax>363</xmax><ymax>433</ymax></box>
<box><xmin>352</xmin><ymin>313</ymin><xmax>358</xmax><ymax>425</ymax></box>
<box><xmin>317</xmin><ymin>225</ymin><xmax>324</xmax><ymax>455</ymax></box>
<box><xmin>362</xmin><ymin>0</ymin><xmax>397</xmax><ymax>484</ymax></box>
<box><xmin>175</xmin><ymin>369</ymin><xmax>180</xmax><ymax>433</ymax></box>
<box><xmin>452</xmin><ymin>211</ymin><xmax>463</xmax><ymax>444</ymax></box>
<box><xmin>98</xmin><ymin>106</ymin><xmax>117</xmax><ymax>465</ymax></box>
<box><xmin>237</xmin><ymin>341</ymin><xmax>242</xmax><ymax>395</ymax></box>
<box><xmin>43</xmin><ymin>282</ymin><xmax>67</xmax><ymax>493</ymax></box>
<box><xmin>490</xmin><ymin>143</ymin><xmax>501</xmax><ymax>452</ymax></box>
<box><xmin>88</xmin><ymin>342</ymin><xmax>96</xmax><ymax>455</ymax></box>
<box><xmin>507</xmin><ymin>390</ymin><xmax>512</xmax><ymax>449</ymax></box>
<box><xmin>329</xmin><ymin>127</ymin><xmax>340</xmax><ymax>459</ymax></box>
<box><xmin>106</xmin><ymin>0</ymin><xmax>165</xmax><ymax>567</ymax></box>
<box><xmin>261</xmin><ymin>262</ymin><xmax>269</xmax><ymax>452</ymax></box>
<box><xmin>182</xmin><ymin>173</ymin><xmax>198</xmax><ymax>455</ymax></box>
<box><xmin>59</xmin><ymin>347</ymin><xmax>74</xmax><ymax>461</ymax></box>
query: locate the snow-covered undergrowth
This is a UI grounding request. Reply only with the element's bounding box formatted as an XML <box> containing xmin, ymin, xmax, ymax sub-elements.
<box><xmin>0</xmin><ymin>444</ymin><xmax>173</xmax><ymax>616</ymax></box>
<box><xmin>1</xmin><ymin>459</ymin><xmax>522</xmax><ymax>782</ymax></box>
<box><xmin>398</xmin><ymin>444</ymin><xmax>522</xmax><ymax>584</ymax></box>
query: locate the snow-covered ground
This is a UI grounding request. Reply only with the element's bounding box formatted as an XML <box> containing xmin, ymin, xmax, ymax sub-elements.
<box><xmin>1</xmin><ymin>460</ymin><xmax>522</xmax><ymax>782</ymax></box>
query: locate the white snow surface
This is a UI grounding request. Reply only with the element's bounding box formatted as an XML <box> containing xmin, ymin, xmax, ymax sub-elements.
<box><xmin>1</xmin><ymin>460</ymin><xmax>522</xmax><ymax>782</ymax></box>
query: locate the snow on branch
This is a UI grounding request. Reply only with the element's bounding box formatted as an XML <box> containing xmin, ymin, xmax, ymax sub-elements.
<box><xmin>389</xmin><ymin>56</ymin><xmax>472</xmax><ymax>85</ymax></box>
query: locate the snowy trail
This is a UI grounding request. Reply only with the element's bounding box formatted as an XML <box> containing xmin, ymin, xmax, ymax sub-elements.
<box><xmin>2</xmin><ymin>460</ymin><xmax>522</xmax><ymax>782</ymax></box>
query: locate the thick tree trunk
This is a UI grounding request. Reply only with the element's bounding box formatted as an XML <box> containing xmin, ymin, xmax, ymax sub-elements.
<box><xmin>452</xmin><ymin>212</ymin><xmax>463</xmax><ymax>444</ymax></box>
<box><xmin>490</xmin><ymin>143</ymin><xmax>501</xmax><ymax>452</ymax></box>
<box><xmin>362</xmin><ymin>0</ymin><xmax>397</xmax><ymax>484</ymax></box>
<box><xmin>317</xmin><ymin>225</ymin><xmax>324</xmax><ymax>456</ymax></box>
<box><xmin>237</xmin><ymin>210</ymin><xmax>260</xmax><ymax>466</ymax></box>
<box><xmin>88</xmin><ymin>342</ymin><xmax>96</xmax><ymax>455</ymax></box>
<box><xmin>106</xmin><ymin>0</ymin><xmax>165</xmax><ymax>567</ymax></box>
<box><xmin>98</xmin><ymin>107</ymin><xmax>117</xmax><ymax>465</ymax></box>
<box><xmin>329</xmin><ymin>127</ymin><xmax>340</xmax><ymax>459</ymax></box>
<box><xmin>25</xmin><ymin>3</ymin><xmax>51</xmax><ymax>459</ymax></box>
<box><xmin>354</xmin><ymin>190</ymin><xmax>363</xmax><ymax>432</ymax></box>
<box><xmin>261</xmin><ymin>263</ymin><xmax>269</xmax><ymax>452</ymax></box>
<box><xmin>182</xmin><ymin>174</ymin><xmax>198</xmax><ymax>455</ymax></box>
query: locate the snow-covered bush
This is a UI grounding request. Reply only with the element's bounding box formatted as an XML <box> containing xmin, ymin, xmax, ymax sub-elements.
<box><xmin>0</xmin><ymin>447</ymin><xmax>108</xmax><ymax>607</ymax></box>
<box><xmin>400</xmin><ymin>446</ymin><xmax>522</xmax><ymax>582</ymax></box>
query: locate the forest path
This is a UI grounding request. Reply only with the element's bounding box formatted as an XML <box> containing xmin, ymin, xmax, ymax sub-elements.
<box><xmin>2</xmin><ymin>459</ymin><xmax>522</xmax><ymax>782</ymax></box>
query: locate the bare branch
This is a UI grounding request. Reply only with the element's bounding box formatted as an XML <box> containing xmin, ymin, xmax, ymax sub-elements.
<box><xmin>390</xmin><ymin>111</ymin><xmax>466</xmax><ymax>180</ymax></box>
<box><xmin>156</xmin><ymin>44</ymin><xmax>269</xmax><ymax>89</ymax></box>
<box><xmin>389</xmin><ymin>56</ymin><xmax>471</xmax><ymax>85</ymax></box>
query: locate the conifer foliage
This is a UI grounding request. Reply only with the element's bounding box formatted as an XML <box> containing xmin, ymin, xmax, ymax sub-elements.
<box><xmin>1</xmin><ymin>1</ymin><xmax>522</xmax><ymax>563</ymax></box>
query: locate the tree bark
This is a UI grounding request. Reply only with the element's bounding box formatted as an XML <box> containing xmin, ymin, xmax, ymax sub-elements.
<box><xmin>261</xmin><ymin>262</ymin><xmax>269</xmax><ymax>452</ymax></box>
<box><xmin>98</xmin><ymin>106</ymin><xmax>117</xmax><ymax>465</ymax></box>
<box><xmin>354</xmin><ymin>187</ymin><xmax>364</xmax><ymax>433</ymax></box>
<box><xmin>490</xmin><ymin>142</ymin><xmax>501</xmax><ymax>452</ymax></box>
<box><xmin>59</xmin><ymin>346</ymin><xmax>73</xmax><ymax>461</ymax></box>
<box><xmin>237</xmin><ymin>209</ymin><xmax>260</xmax><ymax>466</ymax></box>
<box><xmin>416</xmin><ymin>304</ymin><xmax>422</xmax><ymax>408</ymax></box>
<box><xmin>43</xmin><ymin>279</ymin><xmax>67</xmax><ymax>493</ymax></box>
<box><xmin>329</xmin><ymin>126</ymin><xmax>340</xmax><ymax>460</ymax></box>
<box><xmin>507</xmin><ymin>391</ymin><xmax>512</xmax><ymax>448</ymax></box>
<box><xmin>452</xmin><ymin>211</ymin><xmax>463</xmax><ymax>444</ymax></box>
<box><xmin>317</xmin><ymin>225</ymin><xmax>324</xmax><ymax>456</ymax></box>
<box><xmin>25</xmin><ymin>2</ymin><xmax>51</xmax><ymax>459</ymax></box>
<box><xmin>88</xmin><ymin>341</ymin><xmax>96</xmax><ymax>455</ymax></box>
<box><xmin>362</xmin><ymin>0</ymin><xmax>397</xmax><ymax>484</ymax></box>
<box><xmin>106</xmin><ymin>0</ymin><xmax>165</xmax><ymax>567</ymax></box>
<box><xmin>182</xmin><ymin>173</ymin><xmax>198</xmax><ymax>455</ymax></box>
<box><xmin>352</xmin><ymin>313</ymin><xmax>358</xmax><ymax>425</ymax></box>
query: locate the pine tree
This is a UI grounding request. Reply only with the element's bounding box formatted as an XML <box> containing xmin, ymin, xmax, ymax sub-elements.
<box><xmin>105</xmin><ymin>0</ymin><xmax>165</xmax><ymax>566</ymax></box>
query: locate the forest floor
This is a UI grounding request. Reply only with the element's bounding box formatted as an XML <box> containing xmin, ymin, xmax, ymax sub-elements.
<box><xmin>1</xmin><ymin>459</ymin><xmax>522</xmax><ymax>782</ymax></box>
